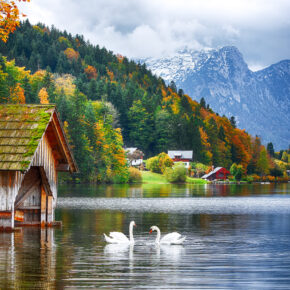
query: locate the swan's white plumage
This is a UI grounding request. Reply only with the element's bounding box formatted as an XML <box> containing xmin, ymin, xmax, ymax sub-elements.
<box><xmin>161</xmin><ymin>232</ymin><xmax>181</xmax><ymax>242</ymax></box>
<box><xmin>103</xmin><ymin>221</ymin><xmax>135</xmax><ymax>244</ymax></box>
<box><xmin>109</xmin><ymin>232</ymin><xmax>129</xmax><ymax>242</ymax></box>
<box><xmin>150</xmin><ymin>226</ymin><xmax>186</xmax><ymax>245</ymax></box>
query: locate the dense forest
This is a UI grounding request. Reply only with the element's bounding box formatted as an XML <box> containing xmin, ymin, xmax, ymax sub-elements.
<box><xmin>0</xmin><ymin>20</ymin><xmax>278</xmax><ymax>182</ymax></box>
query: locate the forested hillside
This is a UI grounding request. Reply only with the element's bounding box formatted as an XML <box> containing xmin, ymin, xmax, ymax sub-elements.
<box><xmin>0</xmin><ymin>21</ymin><xmax>273</xmax><ymax>182</ymax></box>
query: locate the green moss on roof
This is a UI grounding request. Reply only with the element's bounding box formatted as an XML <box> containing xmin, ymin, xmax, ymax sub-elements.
<box><xmin>0</xmin><ymin>104</ymin><xmax>55</xmax><ymax>171</ymax></box>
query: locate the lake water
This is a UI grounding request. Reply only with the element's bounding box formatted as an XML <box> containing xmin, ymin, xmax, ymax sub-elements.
<box><xmin>1</xmin><ymin>183</ymin><xmax>290</xmax><ymax>289</ymax></box>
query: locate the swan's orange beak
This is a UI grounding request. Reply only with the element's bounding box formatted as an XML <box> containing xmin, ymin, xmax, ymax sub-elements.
<box><xmin>149</xmin><ymin>229</ymin><xmax>152</xmax><ymax>234</ymax></box>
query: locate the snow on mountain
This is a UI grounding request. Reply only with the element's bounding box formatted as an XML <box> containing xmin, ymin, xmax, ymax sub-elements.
<box><xmin>139</xmin><ymin>46</ymin><xmax>290</xmax><ymax>149</ymax></box>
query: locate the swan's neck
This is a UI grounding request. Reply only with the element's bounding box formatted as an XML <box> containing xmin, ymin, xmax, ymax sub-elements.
<box><xmin>129</xmin><ymin>223</ymin><xmax>134</xmax><ymax>242</ymax></box>
<box><xmin>155</xmin><ymin>227</ymin><xmax>161</xmax><ymax>244</ymax></box>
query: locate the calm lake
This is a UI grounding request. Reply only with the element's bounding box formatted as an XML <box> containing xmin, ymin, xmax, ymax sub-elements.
<box><xmin>1</xmin><ymin>183</ymin><xmax>290</xmax><ymax>289</ymax></box>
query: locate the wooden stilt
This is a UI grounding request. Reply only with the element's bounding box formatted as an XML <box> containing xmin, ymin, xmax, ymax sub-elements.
<box><xmin>40</xmin><ymin>186</ymin><xmax>46</xmax><ymax>228</ymax></box>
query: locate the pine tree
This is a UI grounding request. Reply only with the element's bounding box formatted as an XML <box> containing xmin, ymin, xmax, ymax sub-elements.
<box><xmin>230</xmin><ymin>116</ymin><xmax>236</xmax><ymax>128</ymax></box>
<box><xmin>266</xmin><ymin>142</ymin><xmax>275</xmax><ymax>157</ymax></box>
<box><xmin>200</xmin><ymin>97</ymin><xmax>206</xmax><ymax>108</ymax></box>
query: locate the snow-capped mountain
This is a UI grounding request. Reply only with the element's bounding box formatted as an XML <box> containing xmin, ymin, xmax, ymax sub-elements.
<box><xmin>140</xmin><ymin>46</ymin><xmax>290</xmax><ymax>149</ymax></box>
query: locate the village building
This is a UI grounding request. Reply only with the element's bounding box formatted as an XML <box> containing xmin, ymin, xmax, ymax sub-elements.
<box><xmin>201</xmin><ymin>167</ymin><xmax>230</xmax><ymax>181</ymax></box>
<box><xmin>167</xmin><ymin>150</ymin><xmax>193</xmax><ymax>168</ymax></box>
<box><xmin>125</xmin><ymin>147</ymin><xmax>144</xmax><ymax>166</ymax></box>
<box><xmin>0</xmin><ymin>105</ymin><xmax>77</xmax><ymax>231</ymax></box>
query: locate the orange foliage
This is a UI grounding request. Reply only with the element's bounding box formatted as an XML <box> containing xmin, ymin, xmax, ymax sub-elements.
<box><xmin>38</xmin><ymin>87</ymin><xmax>49</xmax><ymax>104</ymax></box>
<box><xmin>161</xmin><ymin>88</ymin><xmax>167</xmax><ymax>98</ymax></box>
<box><xmin>199</xmin><ymin>127</ymin><xmax>211</xmax><ymax>149</ymax></box>
<box><xmin>106</xmin><ymin>68</ymin><xmax>114</xmax><ymax>81</ymax></box>
<box><xmin>10</xmin><ymin>82</ymin><xmax>25</xmax><ymax>104</ymax></box>
<box><xmin>116</xmin><ymin>54</ymin><xmax>124</xmax><ymax>63</ymax></box>
<box><xmin>84</xmin><ymin>65</ymin><xmax>97</xmax><ymax>80</ymax></box>
<box><xmin>200</xmin><ymin>107</ymin><xmax>210</xmax><ymax>119</ymax></box>
<box><xmin>231</xmin><ymin>129</ymin><xmax>251</xmax><ymax>169</ymax></box>
<box><xmin>75</xmin><ymin>38</ymin><xmax>81</xmax><ymax>47</ymax></box>
<box><xmin>0</xmin><ymin>0</ymin><xmax>30</xmax><ymax>42</ymax></box>
<box><xmin>64</xmin><ymin>48</ymin><xmax>79</xmax><ymax>61</ymax></box>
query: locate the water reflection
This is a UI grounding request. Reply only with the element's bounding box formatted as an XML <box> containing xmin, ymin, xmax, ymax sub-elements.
<box><xmin>0</xmin><ymin>183</ymin><xmax>290</xmax><ymax>289</ymax></box>
<box><xmin>58</xmin><ymin>195</ymin><xmax>290</xmax><ymax>214</ymax></box>
<box><xmin>0</xmin><ymin>228</ymin><xmax>56</xmax><ymax>289</ymax></box>
<box><xmin>59</xmin><ymin>182</ymin><xmax>290</xmax><ymax>198</ymax></box>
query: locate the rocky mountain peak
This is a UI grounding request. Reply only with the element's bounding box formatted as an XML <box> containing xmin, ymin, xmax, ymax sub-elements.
<box><xmin>140</xmin><ymin>46</ymin><xmax>289</xmax><ymax>149</ymax></box>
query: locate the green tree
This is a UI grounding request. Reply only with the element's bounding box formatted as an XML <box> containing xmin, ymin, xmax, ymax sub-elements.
<box><xmin>230</xmin><ymin>163</ymin><xmax>244</xmax><ymax>181</ymax></box>
<box><xmin>256</xmin><ymin>147</ymin><xmax>270</xmax><ymax>176</ymax></box>
<box><xmin>266</xmin><ymin>142</ymin><xmax>275</xmax><ymax>157</ymax></box>
<box><xmin>230</xmin><ymin>116</ymin><xmax>236</xmax><ymax>128</ymax></box>
<box><xmin>200</xmin><ymin>97</ymin><xmax>206</xmax><ymax>108</ymax></box>
<box><xmin>165</xmin><ymin>162</ymin><xmax>187</xmax><ymax>183</ymax></box>
<box><xmin>147</xmin><ymin>152</ymin><xmax>173</xmax><ymax>174</ymax></box>
<box><xmin>128</xmin><ymin>100</ymin><xmax>154</xmax><ymax>154</ymax></box>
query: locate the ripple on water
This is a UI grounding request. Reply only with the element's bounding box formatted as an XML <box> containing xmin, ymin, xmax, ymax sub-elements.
<box><xmin>57</xmin><ymin>196</ymin><xmax>290</xmax><ymax>214</ymax></box>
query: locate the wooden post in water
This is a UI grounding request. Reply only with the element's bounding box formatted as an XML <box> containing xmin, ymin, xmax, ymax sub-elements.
<box><xmin>47</xmin><ymin>196</ymin><xmax>53</xmax><ymax>225</ymax></box>
<box><xmin>40</xmin><ymin>186</ymin><xmax>47</xmax><ymax>228</ymax></box>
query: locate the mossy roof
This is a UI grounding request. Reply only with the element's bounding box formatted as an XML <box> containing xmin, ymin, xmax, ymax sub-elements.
<box><xmin>0</xmin><ymin>104</ymin><xmax>55</xmax><ymax>171</ymax></box>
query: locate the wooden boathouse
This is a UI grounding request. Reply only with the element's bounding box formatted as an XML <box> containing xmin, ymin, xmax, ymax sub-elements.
<box><xmin>0</xmin><ymin>104</ymin><xmax>77</xmax><ymax>231</ymax></box>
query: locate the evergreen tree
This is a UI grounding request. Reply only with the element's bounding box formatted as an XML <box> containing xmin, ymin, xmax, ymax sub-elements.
<box><xmin>200</xmin><ymin>97</ymin><xmax>206</xmax><ymax>108</ymax></box>
<box><xmin>230</xmin><ymin>116</ymin><xmax>236</xmax><ymax>128</ymax></box>
<box><xmin>22</xmin><ymin>76</ymin><xmax>35</xmax><ymax>103</ymax></box>
<box><xmin>266</xmin><ymin>142</ymin><xmax>275</xmax><ymax>157</ymax></box>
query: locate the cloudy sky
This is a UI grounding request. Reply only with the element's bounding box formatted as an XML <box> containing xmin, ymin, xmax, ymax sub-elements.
<box><xmin>19</xmin><ymin>0</ymin><xmax>290</xmax><ymax>70</ymax></box>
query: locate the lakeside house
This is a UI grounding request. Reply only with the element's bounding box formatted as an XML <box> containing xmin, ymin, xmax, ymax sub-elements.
<box><xmin>0</xmin><ymin>105</ymin><xmax>77</xmax><ymax>231</ymax></box>
<box><xmin>201</xmin><ymin>167</ymin><xmax>230</xmax><ymax>181</ymax></box>
<box><xmin>125</xmin><ymin>147</ymin><xmax>144</xmax><ymax>166</ymax></box>
<box><xmin>167</xmin><ymin>150</ymin><xmax>193</xmax><ymax>168</ymax></box>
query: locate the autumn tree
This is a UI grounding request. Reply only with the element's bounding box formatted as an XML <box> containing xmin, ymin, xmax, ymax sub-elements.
<box><xmin>38</xmin><ymin>87</ymin><xmax>49</xmax><ymax>104</ymax></box>
<box><xmin>84</xmin><ymin>65</ymin><xmax>97</xmax><ymax>80</ymax></box>
<box><xmin>0</xmin><ymin>0</ymin><xmax>30</xmax><ymax>42</ymax></box>
<box><xmin>64</xmin><ymin>48</ymin><xmax>79</xmax><ymax>61</ymax></box>
<box><xmin>10</xmin><ymin>82</ymin><xmax>25</xmax><ymax>103</ymax></box>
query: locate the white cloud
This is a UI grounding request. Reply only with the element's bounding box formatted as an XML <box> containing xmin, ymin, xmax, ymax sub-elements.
<box><xmin>18</xmin><ymin>0</ymin><xmax>290</xmax><ymax>67</ymax></box>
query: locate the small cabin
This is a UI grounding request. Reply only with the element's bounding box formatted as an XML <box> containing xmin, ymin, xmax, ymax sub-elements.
<box><xmin>125</xmin><ymin>147</ymin><xmax>144</xmax><ymax>166</ymax></box>
<box><xmin>168</xmin><ymin>150</ymin><xmax>193</xmax><ymax>168</ymax></box>
<box><xmin>202</xmin><ymin>167</ymin><xmax>230</xmax><ymax>181</ymax></box>
<box><xmin>0</xmin><ymin>105</ymin><xmax>77</xmax><ymax>231</ymax></box>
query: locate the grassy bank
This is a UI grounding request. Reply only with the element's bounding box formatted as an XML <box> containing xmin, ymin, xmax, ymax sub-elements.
<box><xmin>141</xmin><ymin>171</ymin><xmax>169</xmax><ymax>184</ymax></box>
<box><xmin>186</xmin><ymin>176</ymin><xmax>208</xmax><ymax>184</ymax></box>
<box><xmin>141</xmin><ymin>171</ymin><xmax>208</xmax><ymax>184</ymax></box>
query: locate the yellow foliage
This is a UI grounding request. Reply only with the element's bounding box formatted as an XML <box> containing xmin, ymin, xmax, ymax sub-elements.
<box><xmin>30</xmin><ymin>70</ymin><xmax>45</xmax><ymax>84</ymax></box>
<box><xmin>33</xmin><ymin>25</ymin><xmax>44</xmax><ymax>35</ymax></box>
<box><xmin>58</xmin><ymin>36</ymin><xmax>71</xmax><ymax>47</ymax></box>
<box><xmin>6</xmin><ymin>59</ymin><xmax>30</xmax><ymax>80</ymax></box>
<box><xmin>38</xmin><ymin>87</ymin><xmax>49</xmax><ymax>104</ymax></box>
<box><xmin>54</xmin><ymin>74</ymin><xmax>76</xmax><ymax>96</ymax></box>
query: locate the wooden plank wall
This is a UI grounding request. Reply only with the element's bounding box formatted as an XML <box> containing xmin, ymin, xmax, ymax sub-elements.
<box><xmin>31</xmin><ymin>133</ymin><xmax>57</xmax><ymax>203</ymax></box>
<box><xmin>0</xmin><ymin>171</ymin><xmax>23</xmax><ymax>211</ymax></box>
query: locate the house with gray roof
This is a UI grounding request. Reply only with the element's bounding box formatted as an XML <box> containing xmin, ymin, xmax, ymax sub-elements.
<box><xmin>167</xmin><ymin>150</ymin><xmax>193</xmax><ymax>168</ymax></box>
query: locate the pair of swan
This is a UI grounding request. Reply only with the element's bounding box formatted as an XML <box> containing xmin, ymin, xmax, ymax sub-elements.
<box><xmin>103</xmin><ymin>221</ymin><xmax>186</xmax><ymax>245</ymax></box>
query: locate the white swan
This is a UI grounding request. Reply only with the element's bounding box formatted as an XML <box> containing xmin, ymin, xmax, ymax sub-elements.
<box><xmin>149</xmin><ymin>225</ymin><xmax>186</xmax><ymax>245</ymax></box>
<box><xmin>104</xmin><ymin>221</ymin><xmax>136</xmax><ymax>244</ymax></box>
